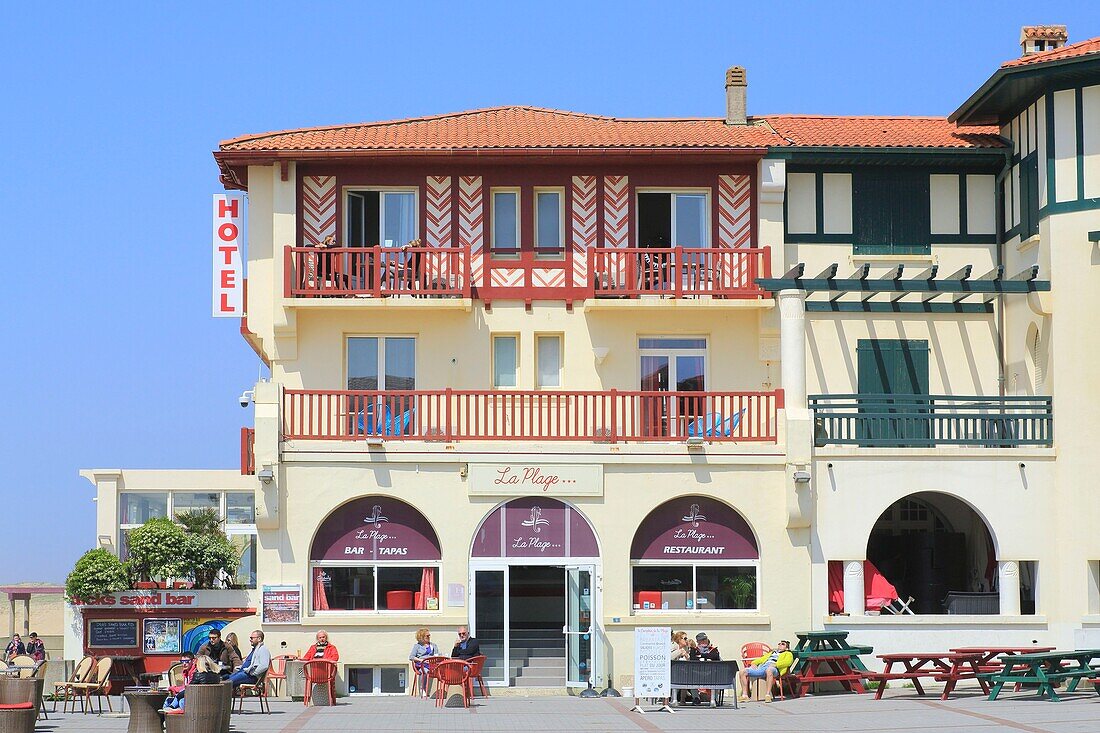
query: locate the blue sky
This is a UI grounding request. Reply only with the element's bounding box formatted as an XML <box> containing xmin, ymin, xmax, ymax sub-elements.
<box><xmin>1</xmin><ymin>2</ymin><xmax>1096</xmax><ymax>583</ymax></box>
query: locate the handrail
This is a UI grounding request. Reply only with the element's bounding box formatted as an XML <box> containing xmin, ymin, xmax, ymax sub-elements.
<box><xmin>285</xmin><ymin>245</ymin><xmax>470</xmax><ymax>298</ymax></box>
<box><xmin>283</xmin><ymin>389</ymin><xmax>783</xmax><ymax>443</ymax></box>
<box><xmin>588</xmin><ymin>247</ymin><xmax>770</xmax><ymax>298</ymax></box>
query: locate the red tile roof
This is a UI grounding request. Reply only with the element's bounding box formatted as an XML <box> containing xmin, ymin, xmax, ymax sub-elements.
<box><xmin>763</xmin><ymin>115</ymin><xmax>1004</xmax><ymax>148</ymax></box>
<box><xmin>1002</xmin><ymin>36</ymin><xmax>1100</xmax><ymax>68</ymax></box>
<box><xmin>219</xmin><ymin>106</ymin><xmax>782</xmax><ymax>152</ymax></box>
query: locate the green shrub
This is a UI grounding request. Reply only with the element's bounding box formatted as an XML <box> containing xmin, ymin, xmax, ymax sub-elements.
<box><xmin>65</xmin><ymin>548</ymin><xmax>129</xmax><ymax>602</ymax></box>
<box><xmin>126</xmin><ymin>516</ymin><xmax>187</xmax><ymax>581</ymax></box>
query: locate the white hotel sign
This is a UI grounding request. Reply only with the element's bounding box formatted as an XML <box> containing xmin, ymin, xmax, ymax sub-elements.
<box><xmin>468</xmin><ymin>463</ymin><xmax>604</xmax><ymax>497</ymax></box>
<box><xmin>212</xmin><ymin>194</ymin><xmax>245</xmax><ymax>317</ymax></box>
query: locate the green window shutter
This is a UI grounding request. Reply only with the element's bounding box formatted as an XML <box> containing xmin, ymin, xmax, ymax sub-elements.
<box><xmin>856</xmin><ymin>339</ymin><xmax>930</xmax><ymax>445</ymax></box>
<box><xmin>852</xmin><ymin>169</ymin><xmax>931</xmax><ymax>255</ymax></box>
<box><xmin>1020</xmin><ymin>154</ymin><xmax>1039</xmax><ymax>238</ymax></box>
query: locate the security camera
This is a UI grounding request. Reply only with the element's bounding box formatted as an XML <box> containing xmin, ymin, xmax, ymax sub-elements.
<box><xmin>239</xmin><ymin>390</ymin><xmax>254</xmax><ymax>408</ymax></box>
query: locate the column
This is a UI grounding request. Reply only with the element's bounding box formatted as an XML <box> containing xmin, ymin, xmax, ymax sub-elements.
<box><xmin>778</xmin><ymin>289</ymin><xmax>807</xmax><ymax>410</ymax></box>
<box><xmin>7</xmin><ymin>598</ymin><xmax>13</xmax><ymax>638</ymax></box>
<box><xmin>843</xmin><ymin>561</ymin><xmax>866</xmax><ymax>616</ymax></box>
<box><xmin>999</xmin><ymin>561</ymin><xmax>1021</xmax><ymax>616</ymax></box>
<box><xmin>22</xmin><ymin>598</ymin><xmax>29</xmax><ymax>636</ymax></box>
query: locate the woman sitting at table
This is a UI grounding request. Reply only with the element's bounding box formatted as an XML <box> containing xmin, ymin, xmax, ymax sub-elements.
<box><xmin>224</xmin><ymin>632</ymin><xmax>244</xmax><ymax>672</ymax></box>
<box><xmin>409</xmin><ymin>628</ymin><xmax>440</xmax><ymax>697</ymax></box>
<box><xmin>163</xmin><ymin>656</ymin><xmax>222</xmax><ymax>710</ymax></box>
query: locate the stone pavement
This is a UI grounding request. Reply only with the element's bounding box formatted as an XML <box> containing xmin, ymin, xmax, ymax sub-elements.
<box><xmin>36</xmin><ymin>688</ymin><xmax>1100</xmax><ymax>733</ymax></box>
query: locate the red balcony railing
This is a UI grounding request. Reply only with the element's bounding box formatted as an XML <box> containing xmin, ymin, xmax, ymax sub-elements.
<box><xmin>283</xmin><ymin>389</ymin><xmax>783</xmax><ymax>443</ymax></box>
<box><xmin>241</xmin><ymin>427</ymin><xmax>256</xmax><ymax>475</ymax></box>
<box><xmin>589</xmin><ymin>247</ymin><xmax>770</xmax><ymax>298</ymax></box>
<box><xmin>285</xmin><ymin>246</ymin><xmax>470</xmax><ymax>298</ymax></box>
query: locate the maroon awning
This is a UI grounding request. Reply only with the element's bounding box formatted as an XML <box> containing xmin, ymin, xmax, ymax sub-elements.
<box><xmin>472</xmin><ymin>498</ymin><xmax>599</xmax><ymax>559</ymax></box>
<box><xmin>631</xmin><ymin>496</ymin><xmax>758</xmax><ymax>561</ymax></box>
<box><xmin>310</xmin><ymin>496</ymin><xmax>441</xmax><ymax>562</ymax></box>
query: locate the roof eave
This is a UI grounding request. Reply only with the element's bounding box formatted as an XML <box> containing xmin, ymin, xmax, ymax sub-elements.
<box><xmin>950</xmin><ymin>54</ymin><xmax>1100</xmax><ymax>125</ymax></box>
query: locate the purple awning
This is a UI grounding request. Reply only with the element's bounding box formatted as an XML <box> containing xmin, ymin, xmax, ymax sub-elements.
<box><xmin>631</xmin><ymin>496</ymin><xmax>758</xmax><ymax>561</ymax></box>
<box><xmin>472</xmin><ymin>497</ymin><xmax>599</xmax><ymax>558</ymax></box>
<box><xmin>310</xmin><ymin>496</ymin><xmax>441</xmax><ymax>562</ymax></box>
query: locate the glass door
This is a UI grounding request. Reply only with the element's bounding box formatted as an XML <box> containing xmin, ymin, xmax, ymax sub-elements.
<box><xmin>564</xmin><ymin>566</ymin><xmax>594</xmax><ymax>688</ymax></box>
<box><xmin>471</xmin><ymin>567</ymin><xmax>508</xmax><ymax>686</ymax></box>
<box><xmin>638</xmin><ymin>338</ymin><xmax>707</xmax><ymax>438</ymax></box>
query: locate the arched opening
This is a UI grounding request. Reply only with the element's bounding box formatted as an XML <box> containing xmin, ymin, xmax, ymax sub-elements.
<box><xmin>309</xmin><ymin>496</ymin><xmax>441</xmax><ymax>613</ymax></box>
<box><xmin>865</xmin><ymin>492</ymin><xmax>1007</xmax><ymax>615</ymax></box>
<box><xmin>630</xmin><ymin>495</ymin><xmax>759</xmax><ymax>612</ymax></box>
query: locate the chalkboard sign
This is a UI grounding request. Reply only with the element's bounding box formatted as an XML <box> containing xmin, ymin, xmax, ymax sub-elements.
<box><xmin>88</xmin><ymin>619</ymin><xmax>139</xmax><ymax>648</ymax></box>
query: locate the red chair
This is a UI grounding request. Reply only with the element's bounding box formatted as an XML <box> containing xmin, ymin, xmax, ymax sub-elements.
<box><xmin>418</xmin><ymin>656</ymin><xmax>446</xmax><ymax>700</ymax></box>
<box><xmin>303</xmin><ymin>660</ymin><xmax>337</xmax><ymax>707</ymax></box>
<box><xmin>464</xmin><ymin>655</ymin><xmax>490</xmax><ymax>697</ymax></box>
<box><xmin>386</xmin><ymin>590</ymin><xmax>414</xmax><ymax>610</ymax></box>
<box><xmin>266</xmin><ymin>656</ymin><xmax>288</xmax><ymax>698</ymax></box>
<box><xmin>434</xmin><ymin>660</ymin><xmax>471</xmax><ymax>708</ymax></box>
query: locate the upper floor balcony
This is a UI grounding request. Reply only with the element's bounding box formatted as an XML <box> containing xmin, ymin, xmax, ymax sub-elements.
<box><xmin>282</xmin><ymin>388</ymin><xmax>783</xmax><ymax>444</ymax></box>
<box><xmin>809</xmin><ymin>394</ymin><xmax>1053</xmax><ymax>448</ymax></box>
<box><xmin>283</xmin><ymin>245</ymin><xmax>771</xmax><ymax>305</ymax></box>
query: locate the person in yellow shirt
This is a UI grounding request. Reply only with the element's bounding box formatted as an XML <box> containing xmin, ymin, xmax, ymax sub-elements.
<box><xmin>738</xmin><ymin>640</ymin><xmax>793</xmax><ymax>703</ymax></box>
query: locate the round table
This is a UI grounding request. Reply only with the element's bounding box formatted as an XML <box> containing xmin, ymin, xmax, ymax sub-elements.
<box><xmin>124</xmin><ymin>690</ymin><xmax>168</xmax><ymax>733</ymax></box>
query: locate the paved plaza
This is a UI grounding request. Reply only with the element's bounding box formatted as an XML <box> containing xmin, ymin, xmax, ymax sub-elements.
<box><xmin>34</xmin><ymin>688</ymin><xmax>1100</xmax><ymax>733</ymax></box>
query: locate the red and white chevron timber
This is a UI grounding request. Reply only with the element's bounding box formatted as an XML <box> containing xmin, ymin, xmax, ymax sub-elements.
<box><xmin>490</xmin><ymin>268</ymin><xmax>525</xmax><ymax>289</ymax></box>
<box><xmin>302</xmin><ymin>176</ymin><xmax>336</xmax><ymax>246</ymax></box>
<box><xmin>603</xmin><ymin>176</ymin><xmax>629</xmax><ymax>248</ymax></box>
<box><xmin>717</xmin><ymin>174</ymin><xmax>753</xmax><ymax>289</ymax></box>
<box><xmin>425</xmin><ymin>176</ymin><xmax>453</xmax><ymax>248</ymax></box>
<box><xmin>458</xmin><ymin>176</ymin><xmax>484</xmax><ymax>286</ymax></box>
<box><xmin>532</xmin><ymin>268</ymin><xmax>567</xmax><ymax>289</ymax></box>
<box><xmin>571</xmin><ymin>176</ymin><xmax>597</xmax><ymax>287</ymax></box>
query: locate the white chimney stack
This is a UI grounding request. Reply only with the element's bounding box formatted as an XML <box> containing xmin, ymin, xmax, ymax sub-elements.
<box><xmin>725</xmin><ymin>66</ymin><xmax>747</xmax><ymax>125</ymax></box>
<box><xmin>1020</xmin><ymin>25</ymin><xmax>1067</xmax><ymax>56</ymax></box>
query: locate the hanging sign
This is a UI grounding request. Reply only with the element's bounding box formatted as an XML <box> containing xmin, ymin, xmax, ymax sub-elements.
<box><xmin>633</xmin><ymin>626</ymin><xmax>671</xmax><ymax>699</ymax></box>
<box><xmin>468</xmin><ymin>463</ymin><xmax>604</xmax><ymax>497</ymax></box>
<box><xmin>212</xmin><ymin>193</ymin><xmax>245</xmax><ymax>317</ymax></box>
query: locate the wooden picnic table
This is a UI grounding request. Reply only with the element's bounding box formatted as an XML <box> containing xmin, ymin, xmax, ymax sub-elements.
<box><xmin>987</xmin><ymin>649</ymin><xmax>1100</xmax><ymax>702</ymax></box>
<box><xmin>866</xmin><ymin>652</ymin><xmax>989</xmax><ymax>700</ymax></box>
<box><xmin>948</xmin><ymin>646</ymin><xmax>1054</xmax><ymax>671</ymax></box>
<box><xmin>790</xmin><ymin>631</ymin><xmax>872</xmax><ymax>696</ymax></box>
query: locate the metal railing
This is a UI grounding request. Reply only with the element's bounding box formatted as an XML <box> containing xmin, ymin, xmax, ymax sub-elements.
<box><xmin>283</xmin><ymin>389</ymin><xmax>783</xmax><ymax>443</ymax></box>
<box><xmin>588</xmin><ymin>247</ymin><xmax>770</xmax><ymax>298</ymax></box>
<box><xmin>808</xmin><ymin>394</ymin><xmax>1053</xmax><ymax>448</ymax></box>
<box><xmin>285</xmin><ymin>246</ymin><xmax>470</xmax><ymax>298</ymax></box>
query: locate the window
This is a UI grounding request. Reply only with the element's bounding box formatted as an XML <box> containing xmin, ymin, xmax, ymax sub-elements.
<box><xmin>637</xmin><ymin>192</ymin><xmax>708</xmax><ymax>248</ymax></box>
<box><xmin>638</xmin><ymin>337</ymin><xmax>707</xmax><ymax>392</ymax></box>
<box><xmin>491</xmin><ymin>189</ymin><xmax>520</xmax><ymax>255</ymax></box>
<box><xmin>347</xmin><ymin>666</ymin><xmax>408</xmax><ymax>695</ymax></box>
<box><xmin>347</xmin><ymin>337</ymin><xmax>416</xmax><ymax>390</ymax></box>
<box><xmin>536</xmin><ymin>335</ymin><xmax>562</xmax><ymax>388</ymax></box>
<box><xmin>493</xmin><ymin>335</ymin><xmax>518</xmax><ymax>388</ymax></box>
<box><xmin>312</xmin><ymin>565</ymin><xmax>439</xmax><ymax>612</ymax></box>
<box><xmin>117</xmin><ymin>491</ymin><xmax>257</xmax><ymax>588</ymax></box>
<box><xmin>535</xmin><ymin>189</ymin><xmax>564</xmax><ymax>257</ymax></box>
<box><xmin>346</xmin><ymin>190</ymin><xmax>417</xmax><ymax>247</ymax></box>
<box><xmin>631</xmin><ymin>565</ymin><xmax>758</xmax><ymax>611</ymax></box>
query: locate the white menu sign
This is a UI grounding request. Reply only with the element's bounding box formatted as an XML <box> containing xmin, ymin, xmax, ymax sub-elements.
<box><xmin>634</xmin><ymin>626</ymin><xmax>671</xmax><ymax>699</ymax></box>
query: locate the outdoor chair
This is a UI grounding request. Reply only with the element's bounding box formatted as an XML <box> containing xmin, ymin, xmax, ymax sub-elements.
<box><xmin>0</xmin><ymin>702</ymin><xmax>35</xmax><ymax>733</ymax></box>
<box><xmin>434</xmin><ymin>660</ymin><xmax>471</xmax><ymax>708</ymax></box>
<box><xmin>303</xmin><ymin>660</ymin><xmax>337</xmax><ymax>707</ymax></box>
<box><xmin>166</xmin><ymin>681</ymin><xmax>231</xmax><ymax>733</ymax></box>
<box><xmin>740</xmin><ymin>643</ymin><xmax>773</xmax><ymax>700</ymax></box>
<box><xmin>235</xmin><ymin>669</ymin><xmax>270</xmax><ymax>714</ymax></box>
<box><xmin>54</xmin><ymin>654</ymin><xmax>96</xmax><ymax>714</ymax></box>
<box><xmin>465</xmin><ymin>655</ymin><xmax>490</xmax><ymax>697</ymax></box>
<box><xmin>68</xmin><ymin>656</ymin><xmax>113</xmax><ymax>714</ymax></box>
<box><xmin>30</xmin><ymin>661</ymin><xmax>47</xmax><ymax>719</ymax></box>
<box><xmin>418</xmin><ymin>656</ymin><xmax>447</xmax><ymax>700</ymax></box>
<box><xmin>882</xmin><ymin>595</ymin><xmax>916</xmax><ymax>615</ymax></box>
<box><xmin>266</xmin><ymin>656</ymin><xmax>287</xmax><ymax>697</ymax></box>
<box><xmin>8</xmin><ymin>656</ymin><xmax>34</xmax><ymax>677</ymax></box>
<box><xmin>409</xmin><ymin>659</ymin><xmax>432</xmax><ymax>698</ymax></box>
<box><xmin>167</xmin><ymin>661</ymin><xmax>186</xmax><ymax>690</ymax></box>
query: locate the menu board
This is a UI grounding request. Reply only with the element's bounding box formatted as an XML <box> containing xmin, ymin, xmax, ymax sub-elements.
<box><xmin>633</xmin><ymin>626</ymin><xmax>671</xmax><ymax>699</ymax></box>
<box><xmin>88</xmin><ymin>619</ymin><xmax>139</xmax><ymax>648</ymax></box>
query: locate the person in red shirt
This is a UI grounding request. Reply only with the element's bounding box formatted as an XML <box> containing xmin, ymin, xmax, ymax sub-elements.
<box><xmin>302</xmin><ymin>630</ymin><xmax>339</xmax><ymax>662</ymax></box>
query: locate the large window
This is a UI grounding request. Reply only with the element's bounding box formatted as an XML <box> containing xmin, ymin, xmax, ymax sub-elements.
<box><xmin>313</xmin><ymin>565</ymin><xmax>439</xmax><ymax>612</ymax></box>
<box><xmin>491</xmin><ymin>189</ymin><xmax>520</xmax><ymax>256</ymax></box>
<box><xmin>118</xmin><ymin>491</ymin><xmax>257</xmax><ymax>588</ymax></box>
<box><xmin>637</xmin><ymin>192</ymin><xmax>708</xmax><ymax>248</ymax></box>
<box><xmin>346</xmin><ymin>190</ymin><xmax>417</xmax><ymax>247</ymax></box>
<box><xmin>638</xmin><ymin>337</ymin><xmax>706</xmax><ymax>392</ymax></box>
<box><xmin>535</xmin><ymin>188</ymin><xmax>564</xmax><ymax>257</ymax></box>
<box><xmin>347</xmin><ymin>337</ymin><xmax>416</xmax><ymax>390</ymax></box>
<box><xmin>492</xmin><ymin>335</ymin><xmax>518</xmax><ymax>388</ymax></box>
<box><xmin>536</xmin><ymin>335</ymin><xmax>562</xmax><ymax>388</ymax></box>
<box><xmin>632</xmin><ymin>565</ymin><xmax>757</xmax><ymax>611</ymax></box>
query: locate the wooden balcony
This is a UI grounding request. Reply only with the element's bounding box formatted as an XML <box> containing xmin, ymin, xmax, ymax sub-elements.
<box><xmin>283</xmin><ymin>245</ymin><xmax>771</xmax><ymax>302</ymax></box>
<box><xmin>809</xmin><ymin>394</ymin><xmax>1053</xmax><ymax>448</ymax></box>
<box><xmin>283</xmin><ymin>389</ymin><xmax>783</xmax><ymax>443</ymax></box>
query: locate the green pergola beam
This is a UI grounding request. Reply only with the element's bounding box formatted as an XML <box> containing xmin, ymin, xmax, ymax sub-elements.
<box><xmin>805</xmin><ymin>301</ymin><xmax>994</xmax><ymax>314</ymax></box>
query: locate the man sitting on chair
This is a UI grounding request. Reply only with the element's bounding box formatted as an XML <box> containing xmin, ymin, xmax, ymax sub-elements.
<box><xmin>738</xmin><ymin>640</ymin><xmax>793</xmax><ymax>703</ymax></box>
<box><xmin>228</xmin><ymin>630</ymin><xmax>271</xmax><ymax>689</ymax></box>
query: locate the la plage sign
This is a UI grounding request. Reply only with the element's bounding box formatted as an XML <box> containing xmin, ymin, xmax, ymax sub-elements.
<box><xmin>468</xmin><ymin>463</ymin><xmax>604</xmax><ymax>497</ymax></box>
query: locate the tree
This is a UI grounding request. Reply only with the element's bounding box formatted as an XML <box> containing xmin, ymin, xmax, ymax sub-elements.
<box><xmin>65</xmin><ymin>548</ymin><xmax>129</xmax><ymax>602</ymax></box>
<box><xmin>126</xmin><ymin>516</ymin><xmax>187</xmax><ymax>582</ymax></box>
<box><xmin>176</xmin><ymin>509</ymin><xmax>241</xmax><ymax>589</ymax></box>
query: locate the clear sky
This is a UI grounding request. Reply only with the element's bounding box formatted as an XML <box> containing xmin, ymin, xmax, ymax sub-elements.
<box><xmin>1</xmin><ymin>1</ymin><xmax>1096</xmax><ymax>584</ymax></box>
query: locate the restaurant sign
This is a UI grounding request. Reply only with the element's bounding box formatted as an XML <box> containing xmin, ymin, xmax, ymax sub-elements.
<box><xmin>310</xmin><ymin>496</ymin><xmax>442</xmax><ymax>562</ymax></box>
<box><xmin>630</xmin><ymin>496</ymin><xmax>759</xmax><ymax>561</ymax></box>
<box><xmin>71</xmin><ymin>589</ymin><xmax>254</xmax><ymax>610</ymax></box>
<box><xmin>468</xmin><ymin>463</ymin><xmax>603</xmax><ymax>497</ymax></box>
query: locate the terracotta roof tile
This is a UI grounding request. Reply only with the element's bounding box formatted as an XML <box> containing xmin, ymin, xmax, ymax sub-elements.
<box><xmin>1002</xmin><ymin>36</ymin><xmax>1100</xmax><ymax>68</ymax></box>
<box><xmin>761</xmin><ymin>115</ymin><xmax>1004</xmax><ymax>148</ymax></box>
<box><xmin>219</xmin><ymin>106</ymin><xmax>782</xmax><ymax>152</ymax></box>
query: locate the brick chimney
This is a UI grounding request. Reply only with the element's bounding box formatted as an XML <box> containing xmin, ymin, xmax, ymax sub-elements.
<box><xmin>1020</xmin><ymin>25</ymin><xmax>1068</xmax><ymax>56</ymax></box>
<box><xmin>725</xmin><ymin>66</ymin><xmax>747</xmax><ymax>125</ymax></box>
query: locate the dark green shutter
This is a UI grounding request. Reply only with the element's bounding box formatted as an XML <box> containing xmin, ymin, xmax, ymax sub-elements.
<box><xmin>853</xmin><ymin>169</ymin><xmax>931</xmax><ymax>255</ymax></box>
<box><xmin>857</xmin><ymin>339</ymin><xmax>930</xmax><ymax>445</ymax></box>
<box><xmin>1020</xmin><ymin>154</ymin><xmax>1039</xmax><ymax>238</ymax></box>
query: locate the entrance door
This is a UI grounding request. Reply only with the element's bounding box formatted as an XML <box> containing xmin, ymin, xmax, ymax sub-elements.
<box><xmin>471</xmin><ymin>567</ymin><xmax>507</xmax><ymax>685</ymax></box>
<box><xmin>564</xmin><ymin>566</ymin><xmax>595</xmax><ymax>688</ymax></box>
<box><xmin>857</xmin><ymin>339</ymin><xmax>930</xmax><ymax>446</ymax></box>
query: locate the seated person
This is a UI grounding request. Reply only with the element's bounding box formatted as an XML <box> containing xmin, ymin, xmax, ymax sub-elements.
<box><xmin>302</xmin><ymin>630</ymin><xmax>339</xmax><ymax>662</ymax></box>
<box><xmin>450</xmin><ymin>626</ymin><xmax>480</xmax><ymax>660</ymax></box>
<box><xmin>409</xmin><ymin>628</ymin><xmax>440</xmax><ymax>698</ymax></box>
<box><xmin>691</xmin><ymin>632</ymin><xmax>720</xmax><ymax>661</ymax></box>
<box><xmin>197</xmin><ymin>628</ymin><xmax>235</xmax><ymax>675</ymax></box>
<box><xmin>228</xmin><ymin>630</ymin><xmax>271</xmax><ymax>689</ymax></box>
<box><xmin>167</xmin><ymin>652</ymin><xmax>196</xmax><ymax>696</ymax></box>
<box><xmin>163</xmin><ymin>656</ymin><xmax>222</xmax><ymax>710</ymax></box>
<box><xmin>670</xmin><ymin>631</ymin><xmax>698</xmax><ymax>705</ymax></box>
<box><xmin>738</xmin><ymin>640</ymin><xmax>792</xmax><ymax>703</ymax></box>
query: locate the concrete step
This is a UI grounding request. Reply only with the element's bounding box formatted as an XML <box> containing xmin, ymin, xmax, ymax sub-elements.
<box><xmin>518</xmin><ymin>657</ymin><xmax>565</xmax><ymax>670</ymax></box>
<box><xmin>513</xmin><ymin>674</ymin><xmax>566</xmax><ymax>687</ymax></box>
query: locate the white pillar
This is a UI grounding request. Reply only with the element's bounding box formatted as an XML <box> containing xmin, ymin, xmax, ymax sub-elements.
<box><xmin>778</xmin><ymin>289</ymin><xmax>807</xmax><ymax>410</ymax></box>
<box><xmin>999</xmin><ymin>561</ymin><xmax>1021</xmax><ymax>616</ymax></box>
<box><xmin>843</xmin><ymin>561</ymin><xmax>866</xmax><ymax>616</ymax></box>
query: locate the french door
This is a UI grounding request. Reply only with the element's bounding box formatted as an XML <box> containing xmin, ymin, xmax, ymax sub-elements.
<box><xmin>470</xmin><ymin>567</ymin><xmax>508</xmax><ymax>685</ymax></box>
<box><xmin>564</xmin><ymin>565</ymin><xmax>595</xmax><ymax>688</ymax></box>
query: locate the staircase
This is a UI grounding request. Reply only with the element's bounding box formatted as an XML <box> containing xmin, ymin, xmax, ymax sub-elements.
<box><xmin>479</xmin><ymin>629</ymin><xmax>567</xmax><ymax>687</ymax></box>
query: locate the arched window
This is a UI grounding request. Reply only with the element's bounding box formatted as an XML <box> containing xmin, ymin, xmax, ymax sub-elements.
<box><xmin>310</xmin><ymin>496</ymin><xmax>441</xmax><ymax>613</ymax></box>
<box><xmin>630</xmin><ymin>496</ymin><xmax>759</xmax><ymax>612</ymax></box>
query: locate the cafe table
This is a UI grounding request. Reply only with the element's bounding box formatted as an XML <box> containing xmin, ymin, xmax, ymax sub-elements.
<box><xmin>987</xmin><ymin>649</ymin><xmax>1100</xmax><ymax>702</ymax></box>
<box><xmin>866</xmin><ymin>652</ymin><xmax>988</xmax><ymax>700</ymax></box>
<box><xmin>123</xmin><ymin>688</ymin><xmax>168</xmax><ymax>733</ymax></box>
<box><xmin>790</xmin><ymin>631</ymin><xmax>872</xmax><ymax>696</ymax></box>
